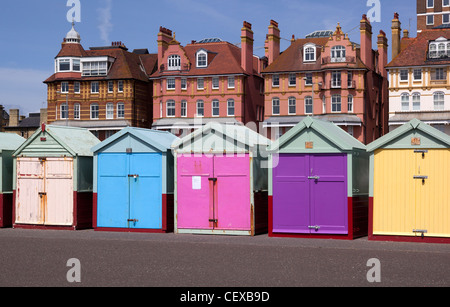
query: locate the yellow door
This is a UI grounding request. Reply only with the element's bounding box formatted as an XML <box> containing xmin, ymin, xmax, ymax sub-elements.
<box><xmin>373</xmin><ymin>149</ymin><xmax>416</xmax><ymax>236</ymax></box>
<box><xmin>414</xmin><ymin>149</ymin><xmax>450</xmax><ymax>238</ymax></box>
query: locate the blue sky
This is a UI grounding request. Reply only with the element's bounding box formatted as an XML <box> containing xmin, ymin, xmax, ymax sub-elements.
<box><xmin>0</xmin><ymin>0</ymin><xmax>416</xmax><ymax>115</ymax></box>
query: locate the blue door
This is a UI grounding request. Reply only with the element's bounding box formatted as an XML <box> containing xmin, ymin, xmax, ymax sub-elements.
<box><xmin>97</xmin><ymin>153</ymin><xmax>162</xmax><ymax>229</ymax></box>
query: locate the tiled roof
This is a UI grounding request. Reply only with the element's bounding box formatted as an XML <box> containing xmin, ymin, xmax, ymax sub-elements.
<box><xmin>387</xmin><ymin>29</ymin><xmax>450</xmax><ymax>68</ymax></box>
<box><xmin>150</xmin><ymin>41</ymin><xmax>258</xmax><ymax>78</ymax></box>
<box><xmin>45</xmin><ymin>45</ymin><xmax>158</xmax><ymax>83</ymax></box>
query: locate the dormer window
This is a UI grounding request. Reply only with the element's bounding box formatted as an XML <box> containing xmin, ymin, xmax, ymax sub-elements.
<box><xmin>304</xmin><ymin>44</ymin><xmax>316</xmax><ymax>62</ymax></box>
<box><xmin>429</xmin><ymin>37</ymin><xmax>450</xmax><ymax>59</ymax></box>
<box><xmin>168</xmin><ymin>55</ymin><xmax>181</xmax><ymax>70</ymax></box>
<box><xmin>196</xmin><ymin>50</ymin><xmax>208</xmax><ymax>67</ymax></box>
<box><xmin>81</xmin><ymin>57</ymin><xmax>114</xmax><ymax>76</ymax></box>
<box><xmin>331</xmin><ymin>46</ymin><xmax>346</xmax><ymax>62</ymax></box>
<box><xmin>56</xmin><ymin>58</ymin><xmax>82</xmax><ymax>73</ymax></box>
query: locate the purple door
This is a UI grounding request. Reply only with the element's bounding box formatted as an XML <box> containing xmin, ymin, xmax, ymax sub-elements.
<box><xmin>273</xmin><ymin>154</ymin><xmax>348</xmax><ymax>235</ymax></box>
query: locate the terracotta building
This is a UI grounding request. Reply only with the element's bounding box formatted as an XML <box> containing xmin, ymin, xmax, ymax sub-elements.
<box><xmin>262</xmin><ymin>17</ymin><xmax>389</xmax><ymax>144</ymax></box>
<box><xmin>387</xmin><ymin>13</ymin><xmax>450</xmax><ymax>135</ymax></box>
<box><xmin>44</xmin><ymin>23</ymin><xmax>158</xmax><ymax>140</ymax></box>
<box><xmin>417</xmin><ymin>0</ymin><xmax>450</xmax><ymax>33</ymax></box>
<box><xmin>149</xmin><ymin>22</ymin><xmax>266</xmax><ymax>135</ymax></box>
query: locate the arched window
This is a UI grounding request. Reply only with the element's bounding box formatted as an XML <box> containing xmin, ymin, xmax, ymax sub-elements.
<box><xmin>168</xmin><ymin>55</ymin><xmax>181</xmax><ymax>70</ymax></box>
<box><xmin>196</xmin><ymin>50</ymin><xmax>207</xmax><ymax>67</ymax></box>
<box><xmin>331</xmin><ymin>46</ymin><xmax>346</xmax><ymax>62</ymax></box>
<box><xmin>304</xmin><ymin>45</ymin><xmax>316</xmax><ymax>62</ymax></box>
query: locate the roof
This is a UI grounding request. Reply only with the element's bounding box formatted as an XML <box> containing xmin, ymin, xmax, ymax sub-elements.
<box><xmin>387</xmin><ymin>28</ymin><xmax>450</xmax><ymax>68</ymax></box>
<box><xmin>5</xmin><ymin>113</ymin><xmax>41</xmax><ymax>129</ymax></box>
<box><xmin>388</xmin><ymin>111</ymin><xmax>450</xmax><ymax>125</ymax></box>
<box><xmin>46</xmin><ymin>46</ymin><xmax>158</xmax><ymax>83</ymax></box>
<box><xmin>92</xmin><ymin>127</ymin><xmax>179</xmax><ymax>153</ymax></box>
<box><xmin>366</xmin><ymin>119</ymin><xmax>450</xmax><ymax>152</ymax></box>
<box><xmin>0</xmin><ymin>133</ymin><xmax>26</xmax><ymax>151</ymax></box>
<box><xmin>268</xmin><ymin>116</ymin><xmax>366</xmax><ymax>152</ymax></box>
<box><xmin>14</xmin><ymin>125</ymin><xmax>101</xmax><ymax>157</ymax></box>
<box><xmin>51</xmin><ymin>119</ymin><xmax>131</xmax><ymax>129</ymax></box>
<box><xmin>264</xmin><ymin>114</ymin><xmax>362</xmax><ymax>126</ymax></box>
<box><xmin>150</xmin><ymin>41</ymin><xmax>259</xmax><ymax>78</ymax></box>
<box><xmin>305</xmin><ymin>30</ymin><xmax>334</xmax><ymax>38</ymax></box>
<box><xmin>172</xmin><ymin>122</ymin><xmax>271</xmax><ymax>153</ymax></box>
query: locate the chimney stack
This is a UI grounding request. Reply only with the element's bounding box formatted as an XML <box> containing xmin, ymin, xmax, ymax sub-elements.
<box><xmin>377</xmin><ymin>30</ymin><xmax>388</xmax><ymax>78</ymax></box>
<box><xmin>360</xmin><ymin>14</ymin><xmax>373</xmax><ymax>70</ymax></box>
<box><xmin>9</xmin><ymin>109</ymin><xmax>19</xmax><ymax>127</ymax></box>
<box><xmin>241</xmin><ymin>21</ymin><xmax>254</xmax><ymax>74</ymax></box>
<box><xmin>391</xmin><ymin>13</ymin><xmax>402</xmax><ymax>60</ymax></box>
<box><xmin>267</xmin><ymin>20</ymin><xmax>280</xmax><ymax>65</ymax></box>
<box><xmin>158</xmin><ymin>26</ymin><xmax>173</xmax><ymax>68</ymax></box>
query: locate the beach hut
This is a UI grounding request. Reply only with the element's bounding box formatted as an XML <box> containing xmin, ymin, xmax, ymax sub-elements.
<box><xmin>268</xmin><ymin>117</ymin><xmax>369</xmax><ymax>240</ymax></box>
<box><xmin>172</xmin><ymin>122</ymin><xmax>271</xmax><ymax>236</ymax></box>
<box><xmin>0</xmin><ymin>133</ymin><xmax>25</xmax><ymax>228</ymax></box>
<box><xmin>367</xmin><ymin>119</ymin><xmax>450</xmax><ymax>243</ymax></box>
<box><xmin>12</xmin><ymin>124</ymin><xmax>100</xmax><ymax>230</ymax></box>
<box><xmin>92</xmin><ymin>127</ymin><xmax>178</xmax><ymax>232</ymax></box>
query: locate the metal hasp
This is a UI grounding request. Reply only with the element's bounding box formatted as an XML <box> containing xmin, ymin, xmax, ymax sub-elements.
<box><xmin>414</xmin><ymin>175</ymin><xmax>428</xmax><ymax>184</ymax></box>
<box><xmin>128</xmin><ymin>174</ymin><xmax>139</xmax><ymax>179</ymax></box>
<box><xmin>308</xmin><ymin>226</ymin><xmax>321</xmax><ymax>231</ymax></box>
<box><xmin>414</xmin><ymin>149</ymin><xmax>428</xmax><ymax>158</ymax></box>
<box><xmin>127</xmin><ymin>219</ymin><xmax>139</xmax><ymax>223</ymax></box>
<box><xmin>308</xmin><ymin>176</ymin><xmax>320</xmax><ymax>180</ymax></box>
<box><xmin>209</xmin><ymin>219</ymin><xmax>218</xmax><ymax>223</ymax></box>
<box><xmin>208</xmin><ymin>177</ymin><xmax>217</xmax><ymax>183</ymax></box>
<box><xmin>413</xmin><ymin>229</ymin><xmax>428</xmax><ymax>238</ymax></box>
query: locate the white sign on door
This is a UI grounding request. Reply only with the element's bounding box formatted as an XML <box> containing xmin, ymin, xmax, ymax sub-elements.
<box><xmin>192</xmin><ymin>176</ymin><xmax>201</xmax><ymax>190</ymax></box>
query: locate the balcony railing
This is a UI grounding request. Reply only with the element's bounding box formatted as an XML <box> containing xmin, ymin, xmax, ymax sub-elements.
<box><xmin>328</xmin><ymin>80</ymin><xmax>356</xmax><ymax>89</ymax></box>
<box><xmin>322</xmin><ymin>56</ymin><xmax>356</xmax><ymax>65</ymax></box>
<box><xmin>159</xmin><ymin>63</ymin><xmax>191</xmax><ymax>73</ymax></box>
<box><xmin>427</xmin><ymin>51</ymin><xmax>450</xmax><ymax>61</ymax></box>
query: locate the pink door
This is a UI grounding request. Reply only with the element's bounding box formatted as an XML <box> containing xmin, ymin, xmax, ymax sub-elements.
<box><xmin>177</xmin><ymin>154</ymin><xmax>251</xmax><ymax>231</ymax></box>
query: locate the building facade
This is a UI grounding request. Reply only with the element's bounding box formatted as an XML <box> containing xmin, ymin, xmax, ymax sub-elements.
<box><xmin>387</xmin><ymin>13</ymin><xmax>450</xmax><ymax>135</ymax></box>
<box><xmin>417</xmin><ymin>0</ymin><xmax>450</xmax><ymax>32</ymax></box>
<box><xmin>262</xmin><ymin>17</ymin><xmax>389</xmax><ymax>144</ymax></box>
<box><xmin>44</xmin><ymin>23</ymin><xmax>158</xmax><ymax>141</ymax></box>
<box><xmin>149</xmin><ymin>22</ymin><xmax>266</xmax><ymax>135</ymax></box>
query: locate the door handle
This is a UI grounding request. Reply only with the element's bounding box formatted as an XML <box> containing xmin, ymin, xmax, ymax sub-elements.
<box><xmin>308</xmin><ymin>176</ymin><xmax>320</xmax><ymax>180</ymax></box>
<box><xmin>38</xmin><ymin>192</ymin><xmax>47</xmax><ymax>197</ymax></box>
<box><xmin>414</xmin><ymin>175</ymin><xmax>428</xmax><ymax>184</ymax></box>
<box><xmin>127</xmin><ymin>219</ymin><xmax>139</xmax><ymax>223</ymax></box>
<box><xmin>128</xmin><ymin>174</ymin><xmax>139</xmax><ymax>179</ymax></box>
<box><xmin>209</xmin><ymin>219</ymin><xmax>218</xmax><ymax>223</ymax></box>
<box><xmin>308</xmin><ymin>226</ymin><xmax>320</xmax><ymax>231</ymax></box>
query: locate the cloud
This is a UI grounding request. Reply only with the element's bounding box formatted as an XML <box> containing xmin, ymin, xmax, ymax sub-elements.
<box><xmin>97</xmin><ymin>0</ymin><xmax>113</xmax><ymax>45</ymax></box>
<box><xmin>0</xmin><ymin>67</ymin><xmax>50</xmax><ymax>115</ymax></box>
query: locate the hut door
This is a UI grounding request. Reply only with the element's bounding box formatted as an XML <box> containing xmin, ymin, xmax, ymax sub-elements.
<box><xmin>213</xmin><ymin>154</ymin><xmax>251</xmax><ymax>231</ymax></box>
<box><xmin>177</xmin><ymin>155</ymin><xmax>214</xmax><ymax>230</ymax></box>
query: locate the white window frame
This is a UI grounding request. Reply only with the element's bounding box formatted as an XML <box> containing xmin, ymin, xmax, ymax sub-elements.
<box><xmin>444</xmin><ymin>0</ymin><xmax>450</xmax><ymax>7</ymax></box>
<box><xmin>212</xmin><ymin>100</ymin><xmax>220</xmax><ymax>117</ymax></box>
<box><xmin>74</xmin><ymin>82</ymin><xmax>80</xmax><ymax>94</ymax></box>
<box><xmin>412</xmin><ymin>93</ymin><xmax>421</xmax><ymax>111</ymax></box>
<box><xmin>91</xmin><ymin>81</ymin><xmax>99</xmax><ymax>94</ymax></box>
<box><xmin>331</xmin><ymin>46</ymin><xmax>346</xmax><ymax>63</ymax></box>
<box><xmin>73</xmin><ymin>59</ymin><xmax>81</xmax><ymax>72</ymax></box>
<box><xmin>434</xmin><ymin>92</ymin><xmax>445</xmax><ymax>110</ymax></box>
<box><xmin>427</xmin><ymin>0</ymin><xmax>434</xmax><ymax>8</ymax></box>
<box><xmin>168</xmin><ymin>54</ymin><xmax>181</xmax><ymax>70</ymax></box>
<box><xmin>196</xmin><ymin>50</ymin><xmax>207</xmax><ymax>68</ymax></box>
<box><xmin>61</xmin><ymin>82</ymin><xmax>69</xmax><ymax>93</ymax></box>
<box><xmin>228</xmin><ymin>76</ymin><xmax>235</xmax><ymax>89</ymax></box>
<box><xmin>288</xmin><ymin>97</ymin><xmax>296</xmax><ymax>115</ymax></box>
<box><xmin>181</xmin><ymin>78</ymin><xmax>187</xmax><ymax>90</ymax></box>
<box><xmin>58</xmin><ymin>58</ymin><xmax>71</xmax><ymax>72</ymax></box>
<box><xmin>413</xmin><ymin>69</ymin><xmax>422</xmax><ymax>81</ymax></box>
<box><xmin>117</xmin><ymin>102</ymin><xmax>125</xmax><ymax>119</ymax></box>
<box><xmin>196</xmin><ymin>100</ymin><xmax>204</xmax><ymax>117</ymax></box>
<box><xmin>427</xmin><ymin>15</ymin><xmax>434</xmax><ymax>25</ymax></box>
<box><xmin>304</xmin><ymin>44</ymin><xmax>316</xmax><ymax>62</ymax></box>
<box><xmin>304</xmin><ymin>96</ymin><xmax>313</xmax><ymax>114</ymax></box>
<box><xmin>108</xmin><ymin>81</ymin><xmax>114</xmax><ymax>93</ymax></box>
<box><xmin>82</xmin><ymin>61</ymin><xmax>108</xmax><ymax>76</ymax></box>
<box><xmin>167</xmin><ymin>78</ymin><xmax>176</xmax><ymax>90</ymax></box>
<box><xmin>399</xmin><ymin>69</ymin><xmax>409</xmax><ymax>82</ymax></box>
<box><xmin>304</xmin><ymin>73</ymin><xmax>313</xmax><ymax>86</ymax></box>
<box><xmin>227</xmin><ymin>99</ymin><xmax>235</xmax><ymax>116</ymax></box>
<box><xmin>74</xmin><ymin>103</ymin><xmax>80</xmax><ymax>120</ymax></box>
<box><xmin>289</xmin><ymin>73</ymin><xmax>296</xmax><ymax>86</ymax></box>
<box><xmin>166</xmin><ymin>100</ymin><xmax>176</xmax><ymax>117</ymax></box>
<box><xmin>272</xmin><ymin>74</ymin><xmax>280</xmax><ymax>87</ymax></box>
<box><xmin>60</xmin><ymin>103</ymin><xmax>69</xmax><ymax>119</ymax></box>
<box><xmin>348</xmin><ymin>95</ymin><xmax>354</xmax><ymax>113</ymax></box>
<box><xmin>331</xmin><ymin>71</ymin><xmax>342</xmax><ymax>88</ymax></box>
<box><xmin>106</xmin><ymin>103</ymin><xmax>114</xmax><ymax>119</ymax></box>
<box><xmin>401</xmin><ymin>93</ymin><xmax>410</xmax><ymax>111</ymax></box>
<box><xmin>212</xmin><ymin>77</ymin><xmax>219</xmax><ymax>89</ymax></box>
<box><xmin>118</xmin><ymin>80</ymin><xmax>124</xmax><ymax>93</ymax></box>
<box><xmin>181</xmin><ymin>100</ymin><xmax>187</xmax><ymax>117</ymax></box>
<box><xmin>272</xmin><ymin>97</ymin><xmax>280</xmax><ymax>115</ymax></box>
<box><xmin>331</xmin><ymin>95</ymin><xmax>342</xmax><ymax>113</ymax></box>
<box><xmin>444</xmin><ymin>13</ymin><xmax>450</xmax><ymax>24</ymax></box>
<box><xmin>197</xmin><ymin>78</ymin><xmax>204</xmax><ymax>90</ymax></box>
<box><xmin>90</xmin><ymin>103</ymin><xmax>99</xmax><ymax>120</ymax></box>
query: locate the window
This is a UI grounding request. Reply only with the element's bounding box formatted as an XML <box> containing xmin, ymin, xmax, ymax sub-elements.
<box><xmin>212</xmin><ymin>77</ymin><xmax>219</xmax><ymax>89</ymax></box>
<box><xmin>444</xmin><ymin>0</ymin><xmax>450</xmax><ymax>7</ymax></box>
<box><xmin>434</xmin><ymin>92</ymin><xmax>445</xmax><ymax>110</ymax></box>
<box><xmin>347</xmin><ymin>71</ymin><xmax>354</xmax><ymax>88</ymax></box>
<box><xmin>59</xmin><ymin>59</ymin><xmax>70</xmax><ymax>71</ymax></box>
<box><xmin>181</xmin><ymin>78</ymin><xmax>187</xmax><ymax>90</ymax></box>
<box><xmin>167</xmin><ymin>100</ymin><xmax>176</xmax><ymax>117</ymax></box>
<box><xmin>117</xmin><ymin>102</ymin><xmax>125</xmax><ymax>118</ymax></box>
<box><xmin>61</xmin><ymin>82</ymin><xmax>69</xmax><ymax>93</ymax></box>
<box><xmin>197</xmin><ymin>100</ymin><xmax>204</xmax><ymax>117</ymax></box>
<box><xmin>413</xmin><ymin>69</ymin><xmax>422</xmax><ymax>81</ymax></box>
<box><xmin>272</xmin><ymin>74</ymin><xmax>280</xmax><ymax>87</ymax></box>
<box><xmin>197</xmin><ymin>51</ymin><xmax>207</xmax><ymax>67</ymax></box>
<box><xmin>304</xmin><ymin>45</ymin><xmax>316</xmax><ymax>62</ymax></box>
<box><xmin>272</xmin><ymin>97</ymin><xmax>280</xmax><ymax>115</ymax></box>
<box><xmin>91</xmin><ymin>82</ymin><xmax>99</xmax><ymax>93</ymax></box>
<box><xmin>434</xmin><ymin>68</ymin><xmax>447</xmax><ymax>80</ymax></box>
<box><xmin>304</xmin><ymin>73</ymin><xmax>313</xmax><ymax>85</ymax></box>
<box><xmin>168</xmin><ymin>55</ymin><xmax>181</xmax><ymax>70</ymax></box>
<box><xmin>348</xmin><ymin>95</ymin><xmax>354</xmax><ymax>113</ymax></box>
<box><xmin>331</xmin><ymin>95</ymin><xmax>342</xmax><ymax>112</ymax></box>
<box><xmin>289</xmin><ymin>73</ymin><xmax>296</xmax><ymax>86</ymax></box>
<box><xmin>90</xmin><ymin>103</ymin><xmax>99</xmax><ymax>119</ymax></box>
<box><xmin>181</xmin><ymin>100</ymin><xmax>187</xmax><ymax>117</ymax></box>
<box><xmin>118</xmin><ymin>80</ymin><xmax>124</xmax><ymax>92</ymax></box>
<box><xmin>108</xmin><ymin>81</ymin><xmax>114</xmax><ymax>93</ymax></box>
<box><xmin>427</xmin><ymin>0</ymin><xmax>434</xmax><ymax>7</ymax></box>
<box><xmin>444</xmin><ymin>14</ymin><xmax>450</xmax><ymax>24</ymax></box>
<box><xmin>427</xmin><ymin>15</ymin><xmax>434</xmax><ymax>25</ymax></box>
<box><xmin>60</xmin><ymin>103</ymin><xmax>69</xmax><ymax>119</ymax></box>
<box><xmin>401</xmin><ymin>93</ymin><xmax>410</xmax><ymax>111</ymax></box>
<box><xmin>400</xmin><ymin>69</ymin><xmax>409</xmax><ymax>81</ymax></box>
<box><xmin>106</xmin><ymin>103</ymin><xmax>114</xmax><ymax>119</ymax></box>
<box><xmin>74</xmin><ymin>82</ymin><xmax>80</xmax><ymax>94</ymax></box>
<box><xmin>228</xmin><ymin>76</ymin><xmax>235</xmax><ymax>89</ymax></box>
<box><xmin>332</xmin><ymin>71</ymin><xmax>341</xmax><ymax>88</ymax></box>
<box><xmin>331</xmin><ymin>46</ymin><xmax>346</xmax><ymax>62</ymax></box>
<box><xmin>322</xmin><ymin>96</ymin><xmax>327</xmax><ymax>113</ymax></box>
<box><xmin>82</xmin><ymin>61</ymin><xmax>108</xmax><ymax>76</ymax></box>
<box><xmin>212</xmin><ymin>100</ymin><xmax>220</xmax><ymax>116</ymax></box>
<box><xmin>167</xmin><ymin>78</ymin><xmax>176</xmax><ymax>90</ymax></box>
<box><xmin>197</xmin><ymin>78</ymin><xmax>204</xmax><ymax>90</ymax></box>
<box><xmin>74</xmin><ymin>103</ymin><xmax>80</xmax><ymax>120</ymax></box>
<box><xmin>73</xmin><ymin>59</ymin><xmax>81</xmax><ymax>71</ymax></box>
<box><xmin>412</xmin><ymin>93</ymin><xmax>421</xmax><ymax>111</ymax></box>
<box><xmin>227</xmin><ymin>99</ymin><xmax>235</xmax><ymax>116</ymax></box>
<box><xmin>305</xmin><ymin>96</ymin><xmax>313</xmax><ymax>114</ymax></box>
<box><xmin>289</xmin><ymin>97</ymin><xmax>296</xmax><ymax>114</ymax></box>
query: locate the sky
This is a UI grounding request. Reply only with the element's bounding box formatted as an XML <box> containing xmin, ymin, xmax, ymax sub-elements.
<box><xmin>0</xmin><ymin>0</ymin><xmax>417</xmax><ymax>116</ymax></box>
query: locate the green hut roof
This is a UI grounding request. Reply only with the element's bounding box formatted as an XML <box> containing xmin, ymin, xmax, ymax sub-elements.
<box><xmin>0</xmin><ymin>133</ymin><xmax>26</xmax><ymax>152</ymax></box>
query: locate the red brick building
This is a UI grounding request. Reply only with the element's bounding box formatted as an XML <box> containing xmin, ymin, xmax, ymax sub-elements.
<box><xmin>44</xmin><ymin>23</ymin><xmax>158</xmax><ymax>140</ymax></box>
<box><xmin>261</xmin><ymin>17</ymin><xmax>389</xmax><ymax>144</ymax></box>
